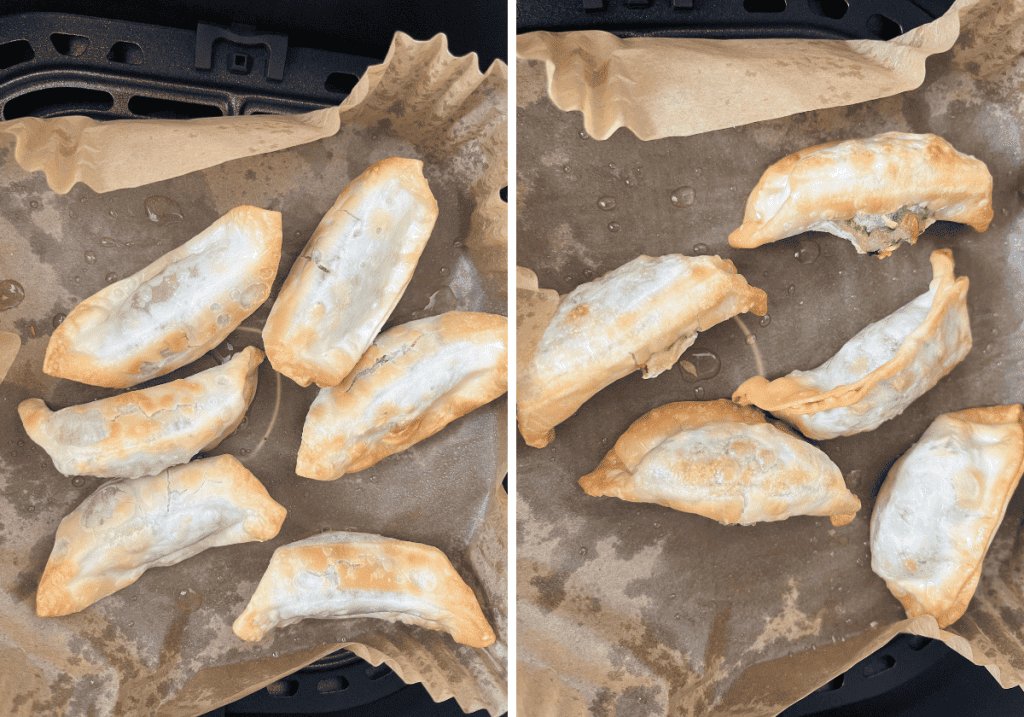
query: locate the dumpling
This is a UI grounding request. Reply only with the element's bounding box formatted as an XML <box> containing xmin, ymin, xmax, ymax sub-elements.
<box><xmin>37</xmin><ymin>455</ymin><xmax>287</xmax><ymax>617</ymax></box>
<box><xmin>262</xmin><ymin>157</ymin><xmax>439</xmax><ymax>388</ymax></box>
<box><xmin>19</xmin><ymin>347</ymin><xmax>262</xmax><ymax>479</ymax></box>
<box><xmin>44</xmin><ymin>206</ymin><xmax>282</xmax><ymax>388</ymax></box>
<box><xmin>870</xmin><ymin>405</ymin><xmax>1024</xmax><ymax>628</ymax></box>
<box><xmin>733</xmin><ymin>249</ymin><xmax>970</xmax><ymax>440</ymax></box>
<box><xmin>728</xmin><ymin>133</ymin><xmax>993</xmax><ymax>257</ymax></box>
<box><xmin>232</xmin><ymin>531</ymin><xmax>496</xmax><ymax>648</ymax></box>
<box><xmin>517</xmin><ymin>254</ymin><xmax>767</xmax><ymax>449</ymax></box>
<box><xmin>579</xmin><ymin>400</ymin><xmax>861</xmax><ymax>526</ymax></box>
<box><xmin>0</xmin><ymin>331</ymin><xmax>18</xmax><ymax>385</ymax></box>
<box><xmin>296</xmin><ymin>311</ymin><xmax>507</xmax><ymax>481</ymax></box>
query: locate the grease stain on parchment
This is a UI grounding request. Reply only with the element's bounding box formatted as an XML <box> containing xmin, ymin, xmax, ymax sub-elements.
<box><xmin>517</xmin><ymin>59</ymin><xmax>549</xmax><ymax>109</ymax></box>
<box><xmin>745</xmin><ymin>579</ymin><xmax>823</xmax><ymax>656</ymax></box>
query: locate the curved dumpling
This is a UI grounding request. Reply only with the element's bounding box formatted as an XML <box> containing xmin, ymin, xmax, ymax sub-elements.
<box><xmin>37</xmin><ymin>455</ymin><xmax>287</xmax><ymax>617</ymax></box>
<box><xmin>296</xmin><ymin>311</ymin><xmax>507</xmax><ymax>481</ymax></box>
<box><xmin>44</xmin><ymin>206</ymin><xmax>282</xmax><ymax>388</ymax></box>
<box><xmin>518</xmin><ymin>254</ymin><xmax>767</xmax><ymax>449</ymax></box>
<box><xmin>733</xmin><ymin>250</ymin><xmax>970</xmax><ymax>440</ymax></box>
<box><xmin>20</xmin><ymin>347</ymin><xmax>262</xmax><ymax>479</ymax></box>
<box><xmin>728</xmin><ymin>133</ymin><xmax>993</xmax><ymax>257</ymax></box>
<box><xmin>870</xmin><ymin>405</ymin><xmax>1024</xmax><ymax>627</ymax></box>
<box><xmin>263</xmin><ymin>157</ymin><xmax>439</xmax><ymax>388</ymax></box>
<box><xmin>232</xmin><ymin>531</ymin><xmax>496</xmax><ymax>648</ymax></box>
<box><xmin>579</xmin><ymin>400</ymin><xmax>861</xmax><ymax>526</ymax></box>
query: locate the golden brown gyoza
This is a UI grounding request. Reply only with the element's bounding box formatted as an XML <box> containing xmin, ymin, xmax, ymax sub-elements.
<box><xmin>44</xmin><ymin>206</ymin><xmax>282</xmax><ymax>388</ymax></box>
<box><xmin>37</xmin><ymin>455</ymin><xmax>286</xmax><ymax>617</ymax></box>
<box><xmin>232</xmin><ymin>531</ymin><xmax>496</xmax><ymax>648</ymax></box>
<box><xmin>579</xmin><ymin>400</ymin><xmax>861</xmax><ymax>526</ymax></box>
<box><xmin>296</xmin><ymin>311</ymin><xmax>507</xmax><ymax>481</ymax></box>
<box><xmin>517</xmin><ymin>254</ymin><xmax>767</xmax><ymax>449</ymax></box>
<box><xmin>733</xmin><ymin>250</ymin><xmax>970</xmax><ymax>440</ymax></box>
<box><xmin>870</xmin><ymin>405</ymin><xmax>1024</xmax><ymax>627</ymax></box>
<box><xmin>19</xmin><ymin>347</ymin><xmax>262</xmax><ymax>479</ymax></box>
<box><xmin>728</xmin><ymin>133</ymin><xmax>993</xmax><ymax>257</ymax></box>
<box><xmin>263</xmin><ymin>157</ymin><xmax>439</xmax><ymax>387</ymax></box>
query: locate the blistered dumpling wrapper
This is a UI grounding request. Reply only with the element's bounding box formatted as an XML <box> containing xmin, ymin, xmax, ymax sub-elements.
<box><xmin>36</xmin><ymin>454</ymin><xmax>287</xmax><ymax>617</ymax></box>
<box><xmin>518</xmin><ymin>254</ymin><xmax>767</xmax><ymax>449</ymax></box>
<box><xmin>19</xmin><ymin>346</ymin><xmax>262</xmax><ymax>479</ymax></box>
<box><xmin>297</xmin><ymin>311</ymin><xmax>507</xmax><ymax>481</ymax></box>
<box><xmin>43</xmin><ymin>206</ymin><xmax>281</xmax><ymax>388</ymax></box>
<box><xmin>871</xmin><ymin>405</ymin><xmax>1024</xmax><ymax>628</ymax></box>
<box><xmin>0</xmin><ymin>331</ymin><xmax>18</xmax><ymax>385</ymax></box>
<box><xmin>733</xmin><ymin>249</ymin><xmax>971</xmax><ymax>440</ymax></box>
<box><xmin>579</xmin><ymin>399</ymin><xmax>861</xmax><ymax>526</ymax></box>
<box><xmin>233</xmin><ymin>531</ymin><xmax>496</xmax><ymax>649</ymax></box>
<box><xmin>263</xmin><ymin>157</ymin><xmax>439</xmax><ymax>388</ymax></box>
<box><xmin>728</xmin><ymin>133</ymin><xmax>993</xmax><ymax>257</ymax></box>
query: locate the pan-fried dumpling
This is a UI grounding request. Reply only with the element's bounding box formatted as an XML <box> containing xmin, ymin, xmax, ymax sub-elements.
<box><xmin>296</xmin><ymin>311</ymin><xmax>507</xmax><ymax>481</ymax></box>
<box><xmin>19</xmin><ymin>347</ymin><xmax>262</xmax><ymax>479</ymax></box>
<box><xmin>870</xmin><ymin>405</ymin><xmax>1024</xmax><ymax>627</ymax></box>
<box><xmin>44</xmin><ymin>206</ymin><xmax>282</xmax><ymax>388</ymax></box>
<box><xmin>518</xmin><ymin>254</ymin><xmax>767</xmax><ymax>449</ymax></box>
<box><xmin>37</xmin><ymin>455</ymin><xmax>287</xmax><ymax>617</ymax></box>
<box><xmin>262</xmin><ymin>157</ymin><xmax>439</xmax><ymax>388</ymax></box>
<box><xmin>232</xmin><ymin>531</ymin><xmax>496</xmax><ymax>648</ymax></box>
<box><xmin>579</xmin><ymin>400</ymin><xmax>861</xmax><ymax>526</ymax></box>
<box><xmin>728</xmin><ymin>133</ymin><xmax>993</xmax><ymax>258</ymax></box>
<box><xmin>733</xmin><ymin>250</ymin><xmax>970</xmax><ymax>440</ymax></box>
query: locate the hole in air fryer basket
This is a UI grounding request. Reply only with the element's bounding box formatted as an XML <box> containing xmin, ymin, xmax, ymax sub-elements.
<box><xmin>500</xmin><ymin>186</ymin><xmax>508</xmax><ymax>203</ymax></box>
<box><xmin>128</xmin><ymin>96</ymin><xmax>223</xmax><ymax>119</ymax></box>
<box><xmin>325</xmin><ymin>72</ymin><xmax>360</xmax><ymax>94</ymax></box>
<box><xmin>107</xmin><ymin>41</ymin><xmax>143</xmax><ymax>65</ymax></box>
<box><xmin>867</xmin><ymin>14</ymin><xmax>903</xmax><ymax>40</ymax></box>
<box><xmin>862</xmin><ymin>653</ymin><xmax>896</xmax><ymax>678</ymax></box>
<box><xmin>4</xmin><ymin>87</ymin><xmax>114</xmax><ymax>119</ymax></box>
<box><xmin>743</xmin><ymin>0</ymin><xmax>786</xmax><ymax>13</ymax></box>
<box><xmin>807</xmin><ymin>0</ymin><xmax>848</xmax><ymax>19</ymax></box>
<box><xmin>0</xmin><ymin>40</ymin><xmax>34</xmax><ymax>70</ymax></box>
<box><xmin>814</xmin><ymin>674</ymin><xmax>844</xmax><ymax>693</ymax></box>
<box><xmin>365</xmin><ymin>662</ymin><xmax>393</xmax><ymax>680</ymax></box>
<box><xmin>316</xmin><ymin>676</ymin><xmax>350</xmax><ymax>693</ymax></box>
<box><xmin>907</xmin><ymin>635</ymin><xmax>932</xmax><ymax>651</ymax></box>
<box><xmin>51</xmin><ymin>33</ymin><xmax>90</xmax><ymax>57</ymax></box>
<box><xmin>265</xmin><ymin>678</ymin><xmax>299</xmax><ymax>697</ymax></box>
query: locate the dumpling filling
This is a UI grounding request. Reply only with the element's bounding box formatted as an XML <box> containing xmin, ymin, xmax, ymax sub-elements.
<box><xmin>813</xmin><ymin>203</ymin><xmax>931</xmax><ymax>257</ymax></box>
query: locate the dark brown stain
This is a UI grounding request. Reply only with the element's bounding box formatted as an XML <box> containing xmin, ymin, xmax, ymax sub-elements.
<box><xmin>529</xmin><ymin>572</ymin><xmax>567</xmax><ymax>613</ymax></box>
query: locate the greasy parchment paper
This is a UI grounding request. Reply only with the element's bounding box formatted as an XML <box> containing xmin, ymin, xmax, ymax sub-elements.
<box><xmin>516</xmin><ymin>1</ymin><xmax>1024</xmax><ymax>714</ymax></box>
<box><xmin>0</xmin><ymin>33</ymin><xmax>507</xmax><ymax>717</ymax></box>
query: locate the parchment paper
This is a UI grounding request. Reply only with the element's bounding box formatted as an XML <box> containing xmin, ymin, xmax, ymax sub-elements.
<box><xmin>516</xmin><ymin>1</ymin><xmax>1024</xmax><ymax>714</ymax></box>
<box><xmin>0</xmin><ymin>33</ymin><xmax>507</xmax><ymax>717</ymax></box>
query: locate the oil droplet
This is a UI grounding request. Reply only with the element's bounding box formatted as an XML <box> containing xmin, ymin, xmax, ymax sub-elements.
<box><xmin>144</xmin><ymin>195</ymin><xmax>184</xmax><ymax>225</ymax></box>
<box><xmin>272</xmin><ymin>652</ymin><xmax>279</xmax><ymax>658</ymax></box>
<box><xmin>787</xmin><ymin>284</ymin><xmax>796</xmax><ymax>294</ymax></box>
<box><xmin>635</xmin><ymin>167</ymin><xmax>642</xmax><ymax>175</ymax></box>
<box><xmin>26</xmin><ymin>505</ymin><xmax>35</xmax><ymax>512</ymax></box>
<box><xmin>583</xmin><ymin>269</ymin><xmax>594</xmax><ymax>278</ymax></box>
<box><xmin>239</xmin><ymin>448</ymin><xmax>249</xmax><ymax>455</ymax></box>
<box><xmin>29</xmin><ymin>200</ymin><xmax>39</xmax><ymax>208</ymax></box>
<box><xmin>128</xmin><ymin>621</ymin><xmax>134</xmax><ymax>627</ymax></box>
<box><xmin>100</xmin><ymin>237</ymin><xmax>115</xmax><ymax>247</ymax></box>
<box><xmin>600</xmin><ymin>437</ymin><xmax>608</xmax><ymax>445</ymax></box>
<box><xmin>369</xmin><ymin>475</ymin><xmax>377</xmax><ymax>482</ymax></box>
<box><xmin>17</xmin><ymin>440</ymin><xmax>24</xmax><ymax>446</ymax></box>
<box><xmin>694</xmin><ymin>168</ymin><xmax>702</xmax><ymax>175</ymax></box>
<box><xmin>564</xmin><ymin>275</ymin><xmax>573</xmax><ymax>283</ymax></box>
<box><xmin>670</xmin><ymin>186</ymin><xmax>695</xmax><ymax>207</ymax></box>
<box><xmin>608</xmin><ymin>162</ymin><xmax>616</xmax><ymax>169</ymax></box>
<box><xmin>579</xmin><ymin>130</ymin><xmax>589</xmax><ymax>139</ymax></box>
<box><xmin>439</xmin><ymin>267</ymin><xmax>449</xmax><ymax>276</ymax></box>
<box><xmin>596</xmin><ymin>196</ymin><xmax>616</xmax><ymax>211</ymax></box>
<box><xmin>607</xmin><ymin>221</ymin><xmax>620</xmax><ymax>232</ymax></box>
<box><xmin>692</xmin><ymin>243</ymin><xmax>709</xmax><ymax>255</ymax></box>
<box><xmin>71</xmin><ymin>476</ymin><xmax>86</xmax><ymax>487</ymax></box>
<box><xmin>579</xmin><ymin>547</ymin><xmax>587</xmax><ymax>556</ymax></box>
<box><xmin>677</xmin><ymin>348</ymin><xmax>721</xmax><ymax>382</ymax></box>
<box><xmin>176</xmin><ymin>588</ymin><xmax>202</xmax><ymax>613</ymax></box>
<box><xmin>759</xmin><ymin>314</ymin><xmax>771</xmax><ymax>327</ymax></box>
<box><xmin>624</xmin><ymin>177</ymin><xmax>636</xmax><ymax>187</ymax></box>
<box><xmin>1001</xmin><ymin>207</ymin><xmax>1009</xmax><ymax>217</ymax></box>
<box><xmin>729</xmin><ymin>185</ymin><xmax>736</xmax><ymax>192</ymax></box>
<box><xmin>84</xmin><ymin>250</ymin><xmax>97</xmax><ymax>264</ymax></box>
<box><xmin>295</xmin><ymin>230</ymin><xmax>302</xmax><ymax>237</ymax></box>
<box><xmin>794</xmin><ymin>239</ymin><xmax>820</xmax><ymax>264</ymax></box>
<box><xmin>453</xmin><ymin>240</ymin><xmax>463</xmax><ymax>248</ymax></box>
<box><xmin>694</xmin><ymin>386</ymin><xmax>706</xmax><ymax>399</ymax></box>
<box><xmin>52</xmin><ymin>313</ymin><xmax>67</xmax><ymax>328</ymax></box>
<box><xmin>745</xmin><ymin>335</ymin><xmax>756</xmax><ymax>345</ymax></box>
<box><xmin>105</xmin><ymin>272</ymin><xmax>118</xmax><ymax>284</ymax></box>
<box><xmin>563</xmin><ymin>165</ymin><xmax>571</xmax><ymax>173</ymax></box>
<box><xmin>674</xmin><ymin>613</ymin><xmax>681</xmax><ymax>620</ymax></box>
<box><xmin>73</xmin><ymin>276</ymin><xmax>81</xmax><ymax>283</ymax></box>
<box><xmin>108</xmin><ymin>209</ymin><xmax>118</xmax><ymax>218</ymax></box>
<box><xmin>0</xmin><ymin>280</ymin><xmax>26</xmax><ymax>311</ymax></box>
<box><xmin>238</xmin><ymin>417</ymin><xmax>248</xmax><ymax>430</ymax></box>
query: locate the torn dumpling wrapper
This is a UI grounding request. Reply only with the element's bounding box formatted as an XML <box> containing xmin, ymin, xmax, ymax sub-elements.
<box><xmin>262</xmin><ymin>157</ymin><xmax>439</xmax><ymax>388</ymax></box>
<box><xmin>232</xmin><ymin>531</ymin><xmax>496</xmax><ymax>648</ymax></box>
<box><xmin>579</xmin><ymin>400</ymin><xmax>861</xmax><ymax>526</ymax></box>
<box><xmin>20</xmin><ymin>346</ymin><xmax>262</xmax><ymax>479</ymax></box>
<box><xmin>728</xmin><ymin>133</ymin><xmax>993</xmax><ymax>257</ymax></box>
<box><xmin>296</xmin><ymin>311</ymin><xmax>508</xmax><ymax>481</ymax></box>
<box><xmin>44</xmin><ymin>205</ymin><xmax>282</xmax><ymax>388</ymax></box>
<box><xmin>517</xmin><ymin>254</ymin><xmax>767</xmax><ymax>449</ymax></box>
<box><xmin>733</xmin><ymin>249</ymin><xmax>971</xmax><ymax>440</ymax></box>
<box><xmin>36</xmin><ymin>455</ymin><xmax>286</xmax><ymax>617</ymax></box>
<box><xmin>870</xmin><ymin>405</ymin><xmax>1024</xmax><ymax>628</ymax></box>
